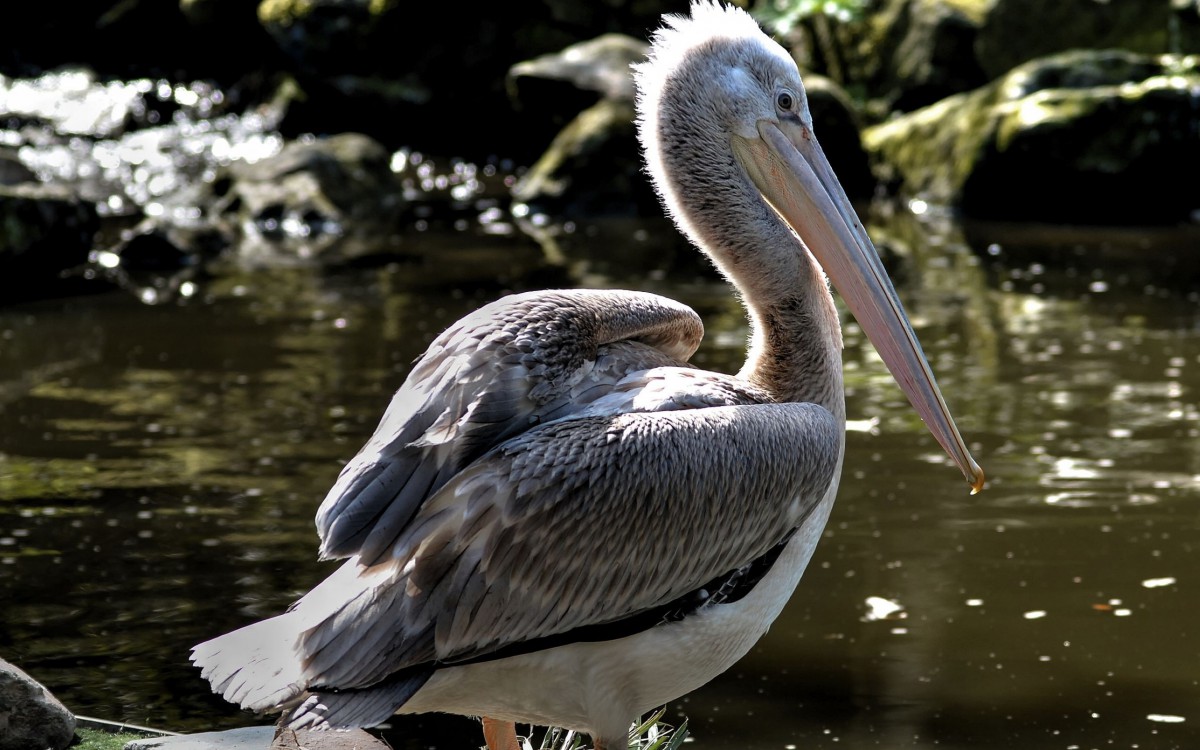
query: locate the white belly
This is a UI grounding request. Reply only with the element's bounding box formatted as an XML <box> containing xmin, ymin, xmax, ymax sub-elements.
<box><xmin>401</xmin><ymin>492</ymin><xmax>837</xmax><ymax>742</ymax></box>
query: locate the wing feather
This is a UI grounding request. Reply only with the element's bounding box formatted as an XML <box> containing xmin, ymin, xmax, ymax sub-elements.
<box><xmin>290</xmin><ymin>398</ymin><xmax>840</xmax><ymax>690</ymax></box>
<box><xmin>315</xmin><ymin>289</ymin><xmax>705</xmax><ymax>561</ymax></box>
<box><xmin>197</xmin><ymin>288</ymin><xmax>841</xmax><ymax>721</ymax></box>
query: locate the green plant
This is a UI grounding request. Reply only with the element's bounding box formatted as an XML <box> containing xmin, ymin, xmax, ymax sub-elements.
<box><xmin>753</xmin><ymin>0</ymin><xmax>869</xmax><ymax>35</ymax></box>
<box><xmin>531</xmin><ymin>709</ymin><xmax>689</xmax><ymax>750</ymax></box>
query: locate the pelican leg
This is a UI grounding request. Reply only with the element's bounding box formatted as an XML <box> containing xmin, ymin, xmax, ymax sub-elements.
<box><xmin>482</xmin><ymin>717</ymin><xmax>520</xmax><ymax>750</ymax></box>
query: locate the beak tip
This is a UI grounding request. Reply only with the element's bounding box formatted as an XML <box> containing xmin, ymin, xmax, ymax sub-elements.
<box><xmin>967</xmin><ymin>464</ymin><xmax>986</xmax><ymax>495</ymax></box>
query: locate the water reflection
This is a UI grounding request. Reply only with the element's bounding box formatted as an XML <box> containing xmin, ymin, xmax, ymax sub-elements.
<box><xmin>0</xmin><ymin>207</ymin><xmax>1197</xmax><ymax>748</ymax></box>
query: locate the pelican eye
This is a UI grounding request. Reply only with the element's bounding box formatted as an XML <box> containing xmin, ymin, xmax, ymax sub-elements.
<box><xmin>776</xmin><ymin>90</ymin><xmax>795</xmax><ymax>111</ymax></box>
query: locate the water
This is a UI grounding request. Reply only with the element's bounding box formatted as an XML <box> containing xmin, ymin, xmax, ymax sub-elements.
<box><xmin>1</xmin><ymin>208</ymin><xmax>1198</xmax><ymax>750</ymax></box>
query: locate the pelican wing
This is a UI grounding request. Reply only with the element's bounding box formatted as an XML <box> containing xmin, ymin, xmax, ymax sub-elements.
<box><xmin>315</xmin><ymin>289</ymin><xmax>705</xmax><ymax>562</ymax></box>
<box><xmin>288</xmin><ymin>387</ymin><xmax>840</xmax><ymax>696</ymax></box>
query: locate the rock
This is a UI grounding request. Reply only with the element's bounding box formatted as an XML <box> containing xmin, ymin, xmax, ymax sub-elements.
<box><xmin>509</xmin><ymin>33</ymin><xmax>647</xmax><ymax>105</ymax></box>
<box><xmin>205</xmin><ymin>132</ymin><xmax>406</xmax><ymax>262</ymax></box>
<box><xmin>125</xmin><ymin>726</ymin><xmax>275</xmax><ymax>750</ymax></box>
<box><xmin>832</xmin><ymin>0</ymin><xmax>987</xmax><ymax>113</ymax></box>
<box><xmin>814</xmin><ymin>0</ymin><xmax>1200</xmax><ymax>113</ymax></box>
<box><xmin>87</xmin><ymin>222</ymin><xmax>215</xmax><ymax>305</ymax></box>
<box><xmin>271</xmin><ymin>726</ymin><xmax>390</xmax><ymax>750</ymax></box>
<box><xmin>512</xmin><ymin>66</ymin><xmax>874</xmax><ymax>218</ymax></box>
<box><xmin>803</xmin><ymin>75</ymin><xmax>876</xmax><ymax>203</ymax></box>
<box><xmin>508</xmin><ymin>33</ymin><xmax>659</xmax><ymax>216</ymax></box>
<box><xmin>2</xmin><ymin>67</ymin><xmax>286</xmax><ymax>217</ymax></box>
<box><xmin>0</xmin><ymin>658</ymin><xmax>76</xmax><ymax>750</ymax></box>
<box><xmin>975</xmin><ymin>0</ymin><xmax>1200</xmax><ymax>80</ymax></box>
<box><xmin>512</xmin><ymin>98</ymin><xmax>654</xmax><ymax>218</ymax></box>
<box><xmin>253</xmin><ymin>0</ymin><xmax>517</xmax><ymax>157</ymax></box>
<box><xmin>250</xmin><ymin>0</ymin><xmax>689</xmax><ymax>161</ymax></box>
<box><xmin>0</xmin><ymin>183</ymin><xmax>100</xmax><ymax>302</ymax></box>
<box><xmin>863</xmin><ymin>50</ymin><xmax>1200</xmax><ymax>223</ymax></box>
<box><xmin>508</xmin><ymin>34</ymin><xmax>649</xmax><ymax>149</ymax></box>
<box><xmin>0</xmin><ymin>149</ymin><xmax>37</xmax><ymax>186</ymax></box>
<box><xmin>123</xmin><ymin>725</ymin><xmax>389</xmax><ymax>750</ymax></box>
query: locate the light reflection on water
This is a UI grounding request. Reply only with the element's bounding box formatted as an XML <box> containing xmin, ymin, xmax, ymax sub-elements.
<box><xmin>0</xmin><ymin>211</ymin><xmax>1198</xmax><ymax>749</ymax></box>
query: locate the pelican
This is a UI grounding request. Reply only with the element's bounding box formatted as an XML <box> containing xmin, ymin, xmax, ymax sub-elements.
<box><xmin>191</xmin><ymin>2</ymin><xmax>985</xmax><ymax>748</ymax></box>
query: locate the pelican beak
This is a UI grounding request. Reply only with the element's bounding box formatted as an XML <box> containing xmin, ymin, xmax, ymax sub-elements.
<box><xmin>732</xmin><ymin>120</ymin><xmax>985</xmax><ymax>493</ymax></box>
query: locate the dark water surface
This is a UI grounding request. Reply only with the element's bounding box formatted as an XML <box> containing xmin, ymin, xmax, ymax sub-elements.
<box><xmin>1</xmin><ymin>210</ymin><xmax>1198</xmax><ymax>749</ymax></box>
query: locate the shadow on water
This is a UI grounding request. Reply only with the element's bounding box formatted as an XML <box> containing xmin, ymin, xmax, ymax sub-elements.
<box><xmin>1</xmin><ymin>205</ymin><xmax>1198</xmax><ymax>749</ymax></box>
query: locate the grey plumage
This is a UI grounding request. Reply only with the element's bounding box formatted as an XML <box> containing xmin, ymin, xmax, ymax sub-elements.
<box><xmin>193</xmin><ymin>288</ymin><xmax>841</xmax><ymax>724</ymax></box>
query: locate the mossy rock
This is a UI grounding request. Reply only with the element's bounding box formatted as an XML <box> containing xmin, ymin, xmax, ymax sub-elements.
<box><xmin>816</xmin><ymin>0</ymin><xmax>1200</xmax><ymax>113</ymax></box>
<box><xmin>864</xmin><ymin>50</ymin><xmax>1200</xmax><ymax>223</ymax></box>
<box><xmin>512</xmin><ymin>98</ymin><xmax>653</xmax><ymax>218</ymax></box>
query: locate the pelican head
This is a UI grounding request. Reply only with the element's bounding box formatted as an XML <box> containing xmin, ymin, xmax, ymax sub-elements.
<box><xmin>635</xmin><ymin>1</ymin><xmax>985</xmax><ymax>491</ymax></box>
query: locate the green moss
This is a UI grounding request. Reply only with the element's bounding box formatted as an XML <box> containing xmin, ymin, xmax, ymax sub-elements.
<box><xmin>862</xmin><ymin>46</ymin><xmax>1200</xmax><ymax>207</ymax></box>
<box><xmin>75</xmin><ymin>728</ymin><xmax>152</xmax><ymax>750</ymax></box>
<box><xmin>941</xmin><ymin>0</ymin><xmax>990</xmax><ymax>25</ymax></box>
<box><xmin>366</xmin><ymin>0</ymin><xmax>396</xmax><ymax>16</ymax></box>
<box><xmin>257</xmin><ymin>0</ymin><xmax>314</xmax><ymax>27</ymax></box>
<box><xmin>863</xmin><ymin>85</ymin><xmax>998</xmax><ymax>199</ymax></box>
<box><xmin>993</xmin><ymin>90</ymin><xmax>1096</xmax><ymax>151</ymax></box>
<box><xmin>257</xmin><ymin>0</ymin><xmax>394</xmax><ymax>25</ymax></box>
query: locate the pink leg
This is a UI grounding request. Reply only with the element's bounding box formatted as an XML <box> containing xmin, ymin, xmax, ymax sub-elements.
<box><xmin>482</xmin><ymin>717</ymin><xmax>520</xmax><ymax>750</ymax></box>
